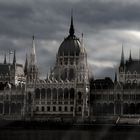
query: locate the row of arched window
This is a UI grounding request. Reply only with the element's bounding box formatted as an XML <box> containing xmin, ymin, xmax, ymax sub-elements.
<box><xmin>92</xmin><ymin>103</ymin><xmax>140</xmax><ymax>115</ymax></box>
<box><xmin>35</xmin><ymin>105</ymin><xmax>82</xmax><ymax>112</ymax></box>
<box><xmin>0</xmin><ymin>103</ymin><xmax>22</xmax><ymax>114</ymax></box>
<box><xmin>35</xmin><ymin>88</ymin><xmax>76</xmax><ymax>100</ymax></box>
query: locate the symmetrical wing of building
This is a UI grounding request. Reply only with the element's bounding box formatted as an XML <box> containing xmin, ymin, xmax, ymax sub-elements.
<box><xmin>0</xmin><ymin>16</ymin><xmax>139</xmax><ymax>121</ymax></box>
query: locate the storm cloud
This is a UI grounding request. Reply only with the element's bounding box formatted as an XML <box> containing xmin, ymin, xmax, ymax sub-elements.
<box><xmin>0</xmin><ymin>0</ymin><xmax>140</xmax><ymax>79</ymax></box>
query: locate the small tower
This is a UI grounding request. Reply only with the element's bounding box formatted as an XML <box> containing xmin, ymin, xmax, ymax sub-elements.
<box><xmin>13</xmin><ymin>50</ymin><xmax>16</xmax><ymax>66</ymax></box>
<box><xmin>24</xmin><ymin>54</ymin><xmax>28</xmax><ymax>76</ymax></box>
<box><xmin>118</xmin><ymin>45</ymin><xmax>126</xmax><ymax>83</ymax></box>
<box><xmin>114</xmin><ymin>72</ymin><xmax>117</xmax><ymax>84</ymax></box>
<box><xmin>119</xmin><ymin>45</ymin><xmax>125</xmax><ymax>72</ymax></box>
<box><xmin>27</xmin><ymin>35</ymin><xmax>38</xmax><ymax>82</ymax></box>
<box><xmin>129</xmin><ymin>49</ymin><xmax>132</xmax><ymax>61</ymax></box>
<box><xmin>3</xmin><ymin>53</ymin><xmax>7</xmax><ymax>64</ymax></box>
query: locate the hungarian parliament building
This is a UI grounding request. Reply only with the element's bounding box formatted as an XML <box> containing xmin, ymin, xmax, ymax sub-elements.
<box><xmin>0</xmin><ymin>16</ymin><xmax>140</xmax><ymax>121</ymax></box>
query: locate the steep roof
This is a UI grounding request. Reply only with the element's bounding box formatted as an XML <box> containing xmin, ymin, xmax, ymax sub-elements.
<box><xmin>125</xmin><ymin>60</ymin><xmax>140</xmax><ymax>73</ymax></box>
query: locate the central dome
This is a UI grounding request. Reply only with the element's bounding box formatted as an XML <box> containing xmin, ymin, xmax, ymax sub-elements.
<box><xmin>58</xmin><ymin>35</ymin><xmax>82</xmax><ymax>56</ymax></box>
<box><xmin>58</xmin><ymin>15</ymin><xmax>83</xmax><ymax>56</ymax></box>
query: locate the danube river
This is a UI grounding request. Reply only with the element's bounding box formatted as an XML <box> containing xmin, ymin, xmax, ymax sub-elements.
<box><xmin>0</xmin><ymin>129</ymin><xmax>140</xmax><ymax>140</ymax></box>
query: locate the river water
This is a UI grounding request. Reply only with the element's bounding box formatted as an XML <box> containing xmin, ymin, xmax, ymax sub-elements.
<box><xmin>0</xmin><ymin>129</ymin><xmax>140</xmax><ymax>140</ymax></box>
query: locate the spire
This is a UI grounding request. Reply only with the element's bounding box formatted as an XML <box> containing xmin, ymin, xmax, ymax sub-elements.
<box><xmin>129</xmin><ymin>49</ymin><xmax>132</xmax><ymax>61</ymax></box>
<box><xmin>24</xmin><ymin>54</ymin><xmax>28</xmax><ymax>75</ymax></box>
<box><xmin>4</xmin><ymin>53</ymin><xmax>7</xmax><ymax>64</ymax></box>
<box><xmin>114</xmin><ymin>72</ymin><xmax>117</xmax><ymax>83</ymax></box>
<box><xmin>120</xmin><ymin>44</ymin><xmax>124</xmax><ymax>66</ymax></box>
<box><xmin>13</xmin><ymin>50</ymin><xmax>16</xmax><ymax>65</ymax></box>
<box><xmin>30</xmin><ymin>35</ymin><xmax>37</xmax><ymax>65</ymax></box>
<box><xmin>139</xmin><ymin>48</ymin><xmax>140</xmax><ymax>60</ymax></box>
<box><xmin>69</xmin><ymin>10</ymin><xmax>75</xmax><ymax>36</ymax></box>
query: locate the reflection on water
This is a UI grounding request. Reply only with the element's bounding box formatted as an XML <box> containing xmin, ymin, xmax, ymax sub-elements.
<box><xmin>0</xmin><ymin>129</ymin><xmax>140</xmax><ymax>140</ymax></box>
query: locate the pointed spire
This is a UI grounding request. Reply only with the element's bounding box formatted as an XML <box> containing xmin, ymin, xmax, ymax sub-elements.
<box><xmin>24</xmin><ymin>53</ymin><xmax>28</xmax><ymax>75</ymax></box>
<box><xmin>30</xmin><ymin>35</ymin><xmax>37</xmax><ymax>65</ymax></box>
<box><xmin>69</xmin><ymin>10</ymin><xmax>75</xmax><ymax>36</ymax></box>
<box><xmin>13</xmin><ymin>50</ymin><xmax>16</xmax><ymax>65</ymax></box>
<box><xmin>120</xmin><ymin>44</ymin><xmax>124</xmax><ymax>66</ymax></box>
<box><xmin>129</xmin><ymin>49</ymin><xmax>132</xmax><ymax>61</ymax></box>
<box><xmin>114</xmin><ymin>72</ymin><xmax>117</xmax><ymax>83</ymax></box>
<box><xmin>4</xmin><ymin>53</ymin><xmax>7</xmax><ymax>64</ymax></box>
<box><xmin>139</xmin><ymin>48</ymin><xmax>140</xmax><ymax>60</ymax></box>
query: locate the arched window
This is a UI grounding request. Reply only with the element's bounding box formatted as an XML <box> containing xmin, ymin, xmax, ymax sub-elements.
<box><xmin>35</xmin><ymin>88</ymin><xmax>40</xmax><ymax>99</ymax></box>
<box><xmin>52</xmin><ymin>88</ymin><xmax>57</xmax><ymax>100</ymax></box>
<box><xmin>59</xmin><ymin>106</ymin><xmax>62</xmax><ymax>112</ymax></box>
<box><xmin>47</xmin><ymin>88</ymin><xmax>51</xmax><ymax>100</ymax></box>
<box><xmin>47</xmin><ymin>106</ymin><xmax>50</xmax><ymax>111</ymax></box>
<box><xmin>58</xmin><ymin>88</ymin><xmax>63</xmax><ymax>100</ymax></box>
<box><xmin>78</xmin><ymin>106</ymin><xmax>81</xmax><ymax>112</ymax></box>
<box><xmin>36</xmin><ymin>106</ymin><xmax>39</xmax><ymax>111</ymax></box>
<box><xmin>53</xmin><ymin>106</ymin><xmax>56</xmax><ymax>111</ymax></box>
<box><xmin>64</xmin><ymin>88</ymin><xmax>69</xmax><ymax>99</ymax></box>
<box><xmin>64</xmin><ymin>106</ymin><xmax>68</xmax><ymax>112</ymax></box>
<box><xmin>69</xmin><ymin>68</ymin><xmax>75</xmax><ymax>81</ymax></box>
<box><xmin>70</xmin><ymin>106</ymin><xmax>73</xmax><ymax>112</ymax></box>
<box><xmin>28</xmin><ymin>92</ymin><xmax>32</xmax><ymax>103</ymax></box>
<box><xmin>41</xmin><ymin>88</ymin><xmax>45</xmax><ymax>99</ymax></box>
<box><xmin>70</xmin><ymin>88</ymin><xmax>75</xmax><ymax>99</ymax></box>
<box><xmin>41</xmin><ymin>106</ymin><xmax>45</xmax><ymax>112</ymax></box>
<box><xmin>78</xmin><ymin>91</ymin><xmax>82</xmax><ymax>100</ymax></box>
<box><xmin>61</xmin><ymin>68</ymin><xmax>67</xmax><ymax>80</ymax></box>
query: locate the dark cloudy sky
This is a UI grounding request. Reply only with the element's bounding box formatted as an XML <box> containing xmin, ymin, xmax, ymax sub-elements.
<box><xmin>1</xmin><ymin>0</ymin><xmax>140</xmax><ymax>79</ymax></box>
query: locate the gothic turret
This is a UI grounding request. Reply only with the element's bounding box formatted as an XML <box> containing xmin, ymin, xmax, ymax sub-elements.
<box><xmin>4</xmin><ymin>53</ymin><xmax>7</xmax><ymax>64</ymax></box>
<box><xmin>119</xmin><ymin>45</ymin><xmax>125</xmax><ymax>72</ymax></box>
<box><xmin>114</xmin><ymin>72</ymin><xmax>117</xmax><ymax>84</ymax></box>
<box><xmin>24</xmin><ymin>54</ymin><xmax>28</xmax><ymax>76</ymax></box>
<box><xmin>13</xmin><ymin>50</ymin><xmax>16</xmax><ymax>65</ymax></box>
<box><xmin>129</xmin><ymin>49</ymin><xmax>132</xmax><ymax>61</ymax></box>
<box><xmin>27</xmin><ymin>35</ymin><xmax>38</xmax><ymax>82</ymax></box>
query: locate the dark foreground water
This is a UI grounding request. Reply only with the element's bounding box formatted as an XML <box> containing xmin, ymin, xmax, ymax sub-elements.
<box><xmin>0</xmin><ymin>129</ymin><xmax>140</xmax><ymax>140</ymax></box>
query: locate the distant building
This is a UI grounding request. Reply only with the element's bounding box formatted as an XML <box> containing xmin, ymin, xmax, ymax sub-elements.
<box><xmin>90</xmin><ymin>48</ymin><xmax>140</xmax><ymax>117</ymax></box>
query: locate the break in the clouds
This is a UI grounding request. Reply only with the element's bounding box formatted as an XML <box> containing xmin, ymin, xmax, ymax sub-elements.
<box><xmin>1</xmin><ymin>0</ymin><xmax>140</xmax><ymax>79</ymax></box>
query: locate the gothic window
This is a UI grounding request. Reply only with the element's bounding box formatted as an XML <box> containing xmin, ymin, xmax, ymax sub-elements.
<box><xmin>64</xmin><ymin>88</ymin><xmax>69</xmax><ymax>99</ymax></box>
<box><xmin>58</xmin><ymin>88</ymin><xmax>63</xmax><ymax>100</ymax></box>
<box><xmin>64</xmin><ymin>106</ymin><xmax>68</xmax><ymax>112</ymax></box>
<box><xmin>41</xmin><ymin>106</ymin><xmax>45</xmax><ymax>112</ymax></box>
<box><xmin>78</xmin><ymin>92</ymin><xmax>82</xmax><ymax>100</ymax></box>
<box><xmin>36</xmin><ymin>106</ymin><xmax>39</xmax><ymax>111</ymax></box>
<box><xmin>53</xmin><ymin>106</ymin><xmax>56</xmax><ymax>111</ymax></box>
<box><xmin>64</xmin><ymin>58</ymin><xmax>68</xmax><ymax>65</ymax></box>
<box><xmin>41</xmin><ymin>88</ymin><xmax>45</xmax><ymax>99</ymax></box>
<box><xmin>47</xmin><ymin>106</ymin><xmax>50</xmax><ymax>111</ymax></box>
<box><xmin>28</xmin><ymin>92</ymin><xmax>32</xmax><ymax>103</ymax></box>
<box><xmin>78</xmin><ymin>106</ymin><xmax>81</xmax><ymax>112</ymax></box>
<box><xmin>70</xmin><ymin>106</ymin><xmax>73</xmax><ymax>112</ymax></box>
<box><xmin>59</xmin><ymin>106</ymin><xmax>62</xmax><ymax>112</ymax></box>
<box><xmin>70</xmin><ymin>58</ymin><xmax>74</xmax><ymax>65</ymax></box>
<box><xmin>35</xmin><ymin>88</ymin><xmax>40</xmax><ymax>99</ymax></box>
<box><xmin>47</xmin><ymin>88</ymin><xmax>51</xmax><ymax>100</ymax></box>
<box><xmin>61</xmin><ymin>68</ymin><xmax>67</xmax><ymax>80</ymax></box>
<box><xmin>69</xmin><ymin>68</ymin><xmax>75</xmax><ymax>81</ymax></box>
<box><xmin>70</xmin><ymin>88</ymin><xmax>75</xmax><ymax>99</ymax></box>
<box><xmin>52</xmin><ymin>88</ymin><xmax>57</xmax><ymax>100</ymax></box>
